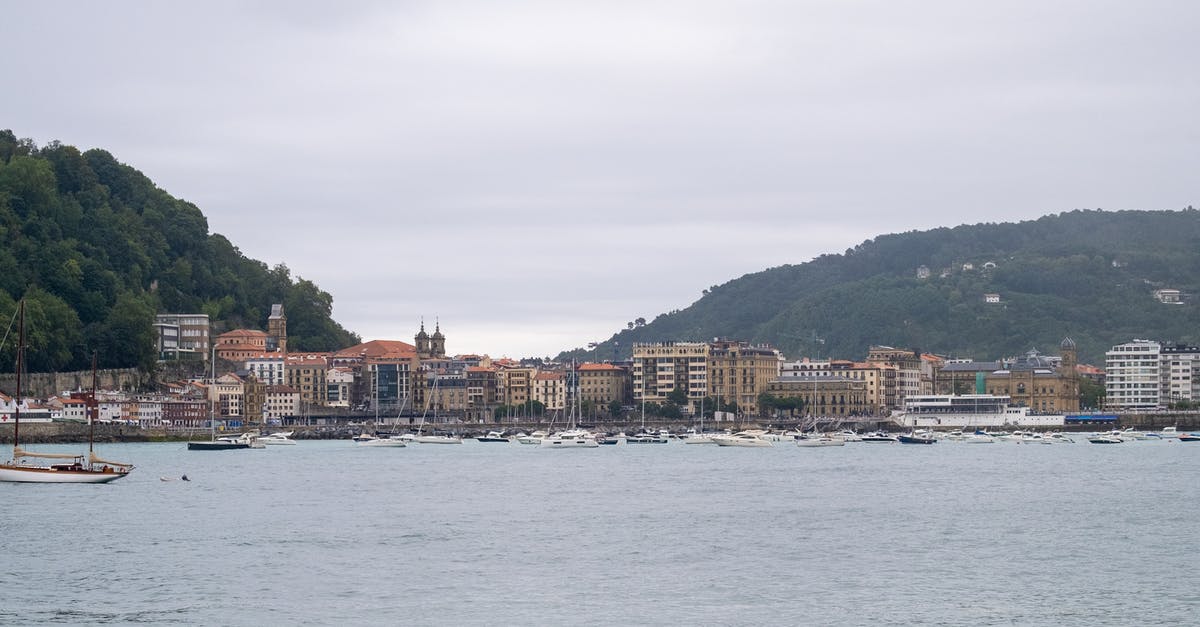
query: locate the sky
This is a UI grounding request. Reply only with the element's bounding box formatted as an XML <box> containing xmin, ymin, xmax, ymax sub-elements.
<box><xmin>4</xmin><ymin>1</ymin><xmax>1198</xmax><ymax>358</ymax></box>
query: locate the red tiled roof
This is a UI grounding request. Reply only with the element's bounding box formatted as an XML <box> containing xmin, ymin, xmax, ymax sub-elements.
<box><xmin>333</xmin><ymin>340</ymin><xmax>417</xmax><ymax>360</ymax></box>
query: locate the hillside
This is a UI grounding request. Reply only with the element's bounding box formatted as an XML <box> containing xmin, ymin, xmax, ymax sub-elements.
<box><xmin>572</xmin><ymin>209</ymin><xmax>1200</xmax><ymax>365</ymax></box>
<box><xmin>0</xmin><ymin>130</ymin><xmax>359</xmax><ymax>374</ymax></box>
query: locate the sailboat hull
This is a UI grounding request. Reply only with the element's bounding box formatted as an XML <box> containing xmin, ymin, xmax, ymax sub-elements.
<box><xmin>0</xmin><ymin>463</ymin><xmax>130</xmax><ymax>483</ymax></box>
<box><xmin>187</xmin><ymin>441</ymin><xmax>250</xmax><ymax>450</ymax></box>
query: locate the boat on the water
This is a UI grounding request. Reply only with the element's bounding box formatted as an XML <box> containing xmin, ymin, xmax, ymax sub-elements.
<box><xmin>711</xmin><ymin>432</ymin><xmax>773</xmax><ymax>447</ymax></box>
<box><xmin>356</xmin><ymin>435</ymin><xmax>407</xmax><ymax>447</ymax></box>
<box><xmin>0</xmin><ymin>312</ymin><xmax>134</xmax><ymax>484</ymax></box>
<box><xmin>860</xmin><ymin>431</ymin><xmax>898</xmax><ymax>443</ymax></box>
<box><xmin>897</xmin><ymin>431</ymin><xmax>937</xmax><ymax>445</ymax></box>
<box><xmin>475</xmin><ymin>431</ymin><xmax>510</xmax><ymax>443</ymax></box>
<box><xmin>795</xmin><ymin>434</ymin><xmax>845</xmax><ymax>447</ymax></box>
<box><xmin>1180</xmin><ymin>433</ymin><xmax>1200</xmax><ymax>442</ymax></box>
<box><xmin>260</xmin><ymin>431</ymin><xmax>297</xmax><ymax>445</ymax></box>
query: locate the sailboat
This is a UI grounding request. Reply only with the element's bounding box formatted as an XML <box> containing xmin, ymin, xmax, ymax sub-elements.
<box><xmin>188</xmin><ymin>346</ymin><xmax>258</xmax><ymax>450</ymax></box>
<box><xmin>411</xmin><ymin>373</ymin><xmax>461</xmax><ymax>443</ymax></box>
<box><xmin>541</xmin><ymin>361</ymin><xmax>598</xmax><ymax>448</ymax></box>
<box><xmin>0</xmin><ymin>301</ymin><xmax>134</xmax><ymax>483</ymax></box>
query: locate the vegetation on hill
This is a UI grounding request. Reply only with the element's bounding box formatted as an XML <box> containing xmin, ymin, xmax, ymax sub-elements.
<box><xmin>0</xmin><ymin>130</ymin><xmax>359</xmax><ymax>374</ymax></box>
<box><xmin>570</xmin><ymin>209</ymin><xmax>1200</xmax><ymax>365</ymax></box>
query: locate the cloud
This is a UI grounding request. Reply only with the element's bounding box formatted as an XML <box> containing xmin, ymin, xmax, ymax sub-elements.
<box><xmin>4</xmin><ymin>1</ymin><xmax>1197</xmax><ymax>357</ymax></box>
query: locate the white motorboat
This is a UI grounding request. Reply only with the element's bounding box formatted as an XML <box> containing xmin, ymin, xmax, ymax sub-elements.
<box><xmin>860</xmin><ymin>431</ymin><xmax>898</xmax><ymax>443</ymax></box>
<box><xmin>413</xmin><ymin>434</ymin><xmax>463</xmax><ymax>444</ymax></box>
<box><xmin>357</xmin><ymin>435</ymin><xmax>407</xmax><ymax>447</ymax></box>
<box><xmin>476</xmin><ymin>431</ymin><xmax>510</xmax><ymax>443</ymax></box>
<box><xmin>835</xmin><ymin>429</ymin><xmax>863</xmax><ymax>442</ymax></box>
<box><xmin>540</xmin><ymin>429</ymin><xmax>599</xmax><ymax>448</ymax></box>
<box><xmin>963</xmin><ymin>430</ymin><xmax>996</xmax><ymax>443</ymax></box>
<box><xmin>711</xmin><ymin>432</ymin><xmax>773</xmax><ymax>447</ymax></box>
<box><xmin>260</xmin><ymin>431</ymin><xmax>297</xmax><ymax>445</ymax></box>
<box><xmin>1088</xmin><ymin>434</ymin><xmax>1124</xmax><ymax>444</ymax></box>
<box><xmin>681</xmin><ymin>430</ymin><xmax>717</xmax><ymax>444</ymax></box>
<box><xmin>515</xmin><ymin>431</ymin><xmax>546</xmax><ymax>445</ymax></box>
<box><xmin>627</xmin><ymin>430</ymin><xmax>669</xmax><ymax>444</ymax></box>
<box><xmin>795</xmin><ymin>434</ymin><xmax>845</xmax><ymax>447</ymax></box>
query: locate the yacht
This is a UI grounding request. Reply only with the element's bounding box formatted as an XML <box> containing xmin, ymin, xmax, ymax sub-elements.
<box><xmin>681</xmin><ymin>429</ymin><xmax>717</xmax><ymax>444</ymax></box>
<box><xmin>539</xmin><ymin>429</ymin><xmax>599</xmax><ymax>448</ymax></box>
<box><xmin>476</xmin><ymin>431</ymin><xmax>510</xmax><ymax>443</ymax></box>
<box><xmin>711</xmin><ymin>432</ymin><xmax>773</xmax><ymax>447</ymax></box>
<box><xmin>1087</xmin><ymin>433</ymin><xmax>1124</xmax><ymax>444</ymax></box>
<box><xmin>413</xmin><ymin>434</ymin><xmax>463</xmax><ymax>444</ymax></box>
<box><xmin>795</xmin><ymin>434</ymin><xmax>845</xmax><ymax>447</ymax></box>
<box><xmin>515</xmin><ymin>431</ymin><xmax>546</xmax><ymax>445</ymax></box>
<box><xmin>260</xmin><ymin>431</ymin><xmax>297</xmax><ymax>445</ymax></box>
<box><xmin>356</xmin><ymin>435</ymin><xmax>408</xmax><ymax>447</ymax></box>
<box><xmin>860</xmin><ymin>431</ymin><xmax>898</xmax><ymax>443</ymax></box>
<box><xmin>626</xmin><ymin>430</ymin><xmax>669</xmax><ymax>444</ymax></box>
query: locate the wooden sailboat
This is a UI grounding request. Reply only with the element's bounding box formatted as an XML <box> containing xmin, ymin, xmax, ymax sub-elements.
<box><xmin>0</xmin><ymin>301</ymin><xmax>133</xmax><ymax>483</ymax></box>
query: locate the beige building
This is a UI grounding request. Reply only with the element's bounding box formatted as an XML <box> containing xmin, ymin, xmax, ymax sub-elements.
<box><xmin>498</xmin><ymin>367</ymin><xmax>535</xmax><ymax>408</ymax></box>
<box><xmin>578</xmin><ymin>363</ymin><xmax>629</xmax><ymax>407</ymax></box>
<box><xmin>634</xmin><ymin>340</ymin><xmax>781</xmax><ymax>415</ymax></box>
<box><xmin>766</xmin><ymin>376</ymin><xmax>871</xmax><ymax>418</ymax></box>
<box><xmin>286</xmin><ymin>352</ymin><xmax>330</xmax><ymax>407</ymax></box>
<box><xmin>531</xmin><ymin>371</ymin><xmax>567</xmax><ymax>411</ymax></box>
<box><xmin>215</xmin><ymin>329</ymin><xmax>269</xmax><ymax>362</ymax></box>
<box><xmin>212</xmin><ymin>373</ymin><xmax>245</xmax><ymax>419</ymax></box>
<box><xmin>709</xmin><ymin>340</ymin><xmax>782</xmax><ymax>415</ymax></box>
<box><xmin>633</xmin><ymin>342</ymin><xmax>710</xmax><ymax>406</ymax></box>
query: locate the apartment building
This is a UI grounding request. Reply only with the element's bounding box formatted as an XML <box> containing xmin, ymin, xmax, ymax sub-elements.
<box><xmin>154</xmin><ymin>313</ymin><xmax>211</xmax><ymax>362</ymax></box>
<box><xmin>531</xmin><ymin>371</ymin><xmax>566</xmax><ymax>412</ymax></box>
<box><xmin>578</xmin><ymin>363</ymin><xmax>629</xmax><ymax>407</ymax></box>
<box><xmin>633</xmin><ymin>342</ymin><xmax>710</xmax><ymax>407</ymax></box>
<box><xmin>1105</xmin><ymin>340</ymin><xmax>1162</xmax><ymax>410</ymax></box>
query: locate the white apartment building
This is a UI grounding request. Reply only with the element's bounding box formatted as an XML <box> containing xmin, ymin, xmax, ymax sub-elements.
<box><xmin>1161</xmin><ymin>344</ymin><xmax>1200</xmax><ymax>405</ymax></box>
<box><xmin>1105</xmin><ymin>340</ymin><xmax>1162</xmax><ymax>410</ymax></box>
<box><xmin>245</xmin><ymin>353</ymin><xmax>286</xmax><ymax>386</ymax></box>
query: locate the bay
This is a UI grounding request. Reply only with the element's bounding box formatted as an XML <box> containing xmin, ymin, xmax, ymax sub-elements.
<box><xmin>2</xmin><ymin>438</ymin><xmax>1197</xmax><ymax>626</ymax></box>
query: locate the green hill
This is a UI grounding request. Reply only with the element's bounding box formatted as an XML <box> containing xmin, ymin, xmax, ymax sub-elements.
<box><xmin>573</xmin><ymin>209</ymin><xmax>1200</xmax><ymax>365</ymax></box>
<box><xmin>0</xmin><ymin>130</ymin><xmax>359</xmax><ymax>374</ymax></box>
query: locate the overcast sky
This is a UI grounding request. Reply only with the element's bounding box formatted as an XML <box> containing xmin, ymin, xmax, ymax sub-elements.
<box><xmin>5</xmin><ymin>1</ymin><xmax>1197</xmax><ymax>358</ymax></box>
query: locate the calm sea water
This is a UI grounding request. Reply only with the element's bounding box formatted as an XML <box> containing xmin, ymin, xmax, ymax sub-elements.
<box><xmin>2</xmin><ymin>437</ymin><xmax>1198</xmax><ymax>626</ymax></box>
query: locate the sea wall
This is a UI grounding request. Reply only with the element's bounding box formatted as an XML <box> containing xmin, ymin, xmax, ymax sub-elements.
<box><xmin>0</xmin><ymin>367</ymin><xmax>145</xmax><ymax>398</ymax></box>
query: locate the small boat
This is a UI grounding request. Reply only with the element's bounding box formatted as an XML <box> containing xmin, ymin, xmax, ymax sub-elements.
<box><xmin>711</xmin><ymin>432</ymin><xmax>773</xmax><ymax>447</ymax></box>
<box><xmin>1088</xmin><ymin>434</ymin><xmax>1124</xmax><ymax>444</ymax></box>
<box><xmin>597</xmin><ymin>433</ymin><xmax>625</xmax><ymax>445</ymax></box>
<box><xmin>860</xmin><ymin>431</ymin><xmax>898</xmax><ymax>443</ymax></box>
<box><xmin>835</xmin><ymin>429</ymin><xmax>863</xmax><ymax>442</ymax></box>
<box><xmin>626</xmin><ymin>429</ymin><xmax>669</xmax><ymax>444</ymax></box>
<box><xmin>795</xmin><ymin>434</ymin><xmax>845</xmax><ymax>447</ymax></box>
<box><xmin>540</xmin><ymin>429</ymin><xmax>599</xmax><ymax>448</ymax></box>
<box><xmin>1180</xmin><ymin>433</ymin><xmax>1200</xmax><ymax>442</ymax></box>
<box><xmin>260</xmin><ymin>431</ymin><xmax>297</xmax><ymax>445</ymax></box>
<box><xmin>681</xmin><ymin>430</ymin><xmax>717</xmax><ymax>444</ymax></box>
<box><xmin>413</xmin><ymin>434</ymin><xmax>463</xmax><ymax>444</ymax></box>
<box><xmin>475</xmin><ymin>431</ymin><xmax>510</xmax><ymax>443</ymax></box>
<box><xmin>897</xmin><ymin>432</ymin><xmax>936</xmax><ymax>445</ymax></box>
<box><xmin>357</xmin><ymin>435</ymin><xmax>408</xmax><ymax>447</ymax></box>
<box><xmin>964</xmin><ymin>430</ymin><xmax>995</xmax><ymax>443</ymax></box>
<box><xmin>515</xmin><ymin>431</ymin><xmax>546</xmax><ymax>445</ymax></box>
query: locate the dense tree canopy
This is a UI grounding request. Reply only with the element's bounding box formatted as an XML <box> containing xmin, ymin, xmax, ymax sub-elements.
<box><xmin>0</xmin><ymin>130</ymin><xmax>360</xmax><ymax>373</ymax></box>
<box><xmin>566</xmin><ymin>209</ymin><xmax>1200</xmax><ymax>365</ymax></box>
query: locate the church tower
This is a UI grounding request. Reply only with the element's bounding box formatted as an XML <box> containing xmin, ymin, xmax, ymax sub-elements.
<box><xmin>415</xmin><ymin>320</ymin><xmax>431</xmax><ymax>359</ymax></box>
<box><xmin>1060</xmin><ymin>337</ymin><xmax>1079</xmax><ymax>411</ymax></box>
<box><xmin>267</xmin><ymin>303</ymin><xmax>287</xmax><ymax>353</ymax></box>
<box><xmin>431</xmin><ymin>320</ymin><xmax>446</xmax><ymax>358</ymax></box>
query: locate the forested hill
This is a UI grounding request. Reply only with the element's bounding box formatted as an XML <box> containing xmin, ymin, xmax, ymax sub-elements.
<box><xmin>0</xmin><ymin>130</ymin><xmax>359</xmax><ymax>374</ymax></box>
<box><xmin>574</xmin><ymin>209</ymin><xmax>1200</xmax><ymax>365</ymax></box>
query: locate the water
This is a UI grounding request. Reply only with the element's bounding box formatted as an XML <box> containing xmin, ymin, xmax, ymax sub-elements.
<box><xmin>2</xmin><ymin>438</ymin><xmax>1198</xmax><ymax>625</ymax></box>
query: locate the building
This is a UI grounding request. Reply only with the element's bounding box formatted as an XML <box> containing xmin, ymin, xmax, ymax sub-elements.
<box><xmin>765</xmin><ymin>375</ymin><xmax>871</xmax><ymax>419</ymax></box>
<box><xmin>633</xmin><ymin>342</ymin><xmax>710</xmax><ymax>408</ymax></box>
<box><xmin>264</xmin><ymin>385</ymin><xmax>300</xmax><ymax>423</ymax></box>
<box><xmin>216</xmin><ymin>329</ymin><xmax>269</xmax><ymax>362</ymax></box>
<box><xmin>285</xmin><ymin>352</ymin><xmax>330</xmax><ymax>407</ymax></box>
<box><xmin>1160</xmin><ymin>344</ymin><xmax>1200</xmax><ymax>405</ymax></box>
<box><xmin>866</xmin><ymin>346</ymin><xmax>922</xmax><ymax>411</ymax></box>
<box><xmin>937</xmin><ymin>339</ymin><xmax>1080</xmax><ymax>414</ymax></box>
<box><xmin>466</xmin><ymin>366</ymin><xmax>499</xmax><ymax>421</ymax></box>
<box><xmin>267</xmin><ymin>304</ymin><xmax>287</xmax><ymax>352</ymax></box>
<box><xmin>578</xmin><ymin>363</ymin><xmax>630</xmax><ymax>408</ymax></box>
<box><xmin>154</xmin><ymin>313</ymin><xmax>211</xmax><ymax>362</ymax></box>
<box><xmin>245</xmin><ymin>352</ymin><xmax>287</xmax><ymax>386</ymax></box>
<box><xmin>709</xmin><ymin>340</ymin><xmax>783</xmax><ymax>414</ymax></box>
<box><xmin>531</xmin><ymin>371</ymin><xmax>567</xmax><ymax>412</ymax></box>
<box><xmin>1105</xmin><ymin>340</ymin><xmax>1162</xmax><ymax>410</ymax></box>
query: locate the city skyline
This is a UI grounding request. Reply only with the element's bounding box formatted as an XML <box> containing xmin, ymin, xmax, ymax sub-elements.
<box><xmin>5</xmin><ymin>2</ymin><xmax>1198</xmax><ymax>357</ymax></box>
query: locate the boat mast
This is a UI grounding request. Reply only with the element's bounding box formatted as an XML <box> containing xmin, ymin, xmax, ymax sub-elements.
<box><xmin>89</xmin><ymin>351</ymin><xmax>98</xmax><ymax>457</ymax></box>
<box><xmin>12</xmin><ymin>300</ymin><xmax>23</xmax><ymax>456</ymax></box>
